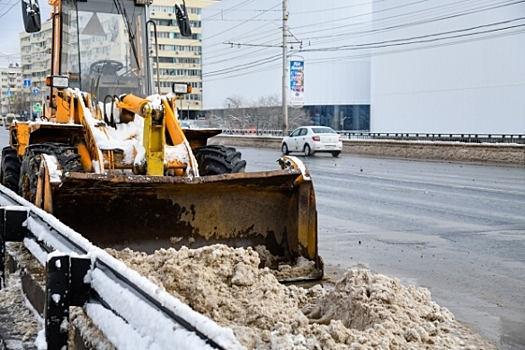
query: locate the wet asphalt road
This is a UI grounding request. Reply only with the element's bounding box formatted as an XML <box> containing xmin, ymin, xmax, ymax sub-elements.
<box><xmin>239</xmin><ymin>147</ymin><xmax>525</xmax><ymax>350</ymax></box>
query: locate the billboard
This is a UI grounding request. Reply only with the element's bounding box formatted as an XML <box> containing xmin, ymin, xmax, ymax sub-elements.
<box><xmin>289</xmin><ymin>60</ymin><xmax>304</xmax><ymax>106</ymax></box>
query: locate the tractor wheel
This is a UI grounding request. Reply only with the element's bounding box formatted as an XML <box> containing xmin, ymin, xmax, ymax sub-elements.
<box><xmin>1</xmin><ymin>146</ymin><xmax>21</xmax><ymax>194</ymax></box>
<box><xmin>193</xmin><ymin>145</ymin><xmax>247</xmax><ymax>176</ymax></box>
<box><xmin>19</xmin><ymin>143</ymin><xmax>83</xmax><ymax>204</ymax></box>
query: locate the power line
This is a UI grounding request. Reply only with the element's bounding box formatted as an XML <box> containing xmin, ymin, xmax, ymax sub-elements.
<box><xmin>201</xmin><ymin>0</ymin><xmax>503</xmax><ymax>61</ymax></box>
<box><xmin>0</xmin><ymin>0</ymin><xmax>19</xmax><ymax>20</ymax></box>
<box><xmin>202</xmin><ymin>0</ymin><xmax>522</xmax><ymax>72</ymax></box>
<box><xmin>295</xmin><ymin>0</ymin><xmax>523</xmax><ymax>46</ymax></box>
<box><xmin>298</xmin><ymin>16</ymin><xmax>525</xmax><ymax>52</ymax></box>
<box><xmin>202</xmin><ymin>17</ymin><xmax>525</xmax><ymax>79</ymax></box>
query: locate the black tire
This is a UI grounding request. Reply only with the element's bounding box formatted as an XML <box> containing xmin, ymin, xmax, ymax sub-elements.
<box><xmin>332</xmin><ymin>151</ymin><xmax>340</xmax><ymax>158</ymax></box>
<box><xmin>19</xmin><ymin>143</ymin><xmax>83</xmax><ymax>204</ymax></box>
<box><xmin>281</xmin><ymin>143</ymin><xmax>289</xmax><ymax>155</ymax></box>
<box><xmin>304</xmin><ymin>144</ymin><xmax>312</xmax><ymax>157</ymax></box>
<box><xmin>1</xmin><ymin>146</ymin><xmax>21</xmax><ymax>194</ymax></box>
<box><xmin>193</xmin><ymin>145</ymin><xmax>247</xmax><ymax>176</ymax></box>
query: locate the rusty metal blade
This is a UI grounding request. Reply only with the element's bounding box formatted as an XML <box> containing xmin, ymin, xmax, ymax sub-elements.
<box><xmin>52</xmin><ymin>169</ymin><xmax>322</xmax><ymax>280</ymax></box>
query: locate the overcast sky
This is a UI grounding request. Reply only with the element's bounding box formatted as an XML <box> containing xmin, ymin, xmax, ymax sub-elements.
<box><xmin>0</xmin><ymin>0</ymin><xmax>51</xmax><ymax>67</ymax></box>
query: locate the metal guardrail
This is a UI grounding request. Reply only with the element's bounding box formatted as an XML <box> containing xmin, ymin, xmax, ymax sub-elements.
<box><xmin>0</xmin><ymin>188</ymin><xmax>242</xmax><ymax>350</ymax></box>
<box><xmin>218</xmin><ymin>129</ymin><xmax>525</xmax><ymax>144</ymax></box>
<box><xmin>221</xmin><ymin>129</ymin><xmax>283</xmax><ymax>137</ymax></box>
<box><xmin>339</xmin><ymin>132</ymin><xmax>525</xmax><ymax>144</ymax></box>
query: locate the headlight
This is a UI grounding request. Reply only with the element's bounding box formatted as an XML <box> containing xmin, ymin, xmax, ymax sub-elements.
<box><xmin>172</xmin><ymin>83</ymin><xmax>191</xmax><ymax>95</ymax></box>
<box><xmin>45</xmin><ymin>75</ymin><xmax>69</xmax><ymax>89</ymax></box>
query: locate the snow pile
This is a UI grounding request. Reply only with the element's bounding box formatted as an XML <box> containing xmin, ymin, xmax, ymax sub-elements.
<box><xmin>69</xmin><ymin>307</ymin><xmax>117</xmax><ymax>350</ymax></box>
<box><xmin>109</xmin><ymin>244</ymin><xmax>497</xmax><ymax>350</ymax></box>
<box><xmin>255</xmin><ymin>245</ymin><xmax>319</xmax><ymax>281</ymax></box>
<box><xmin>71</xmin><ymin>89</ymin><xmax>194</xmax><ymax>173</ymax></box>
<box><xmin>0</xmin><ymin>271</ymin><xmax>41</xmax><ymax>343</ymax></box>
<box><xmin>73</xmin><ymin>89</ymin><xmax>144</xmax><ymax>168</ymax></box>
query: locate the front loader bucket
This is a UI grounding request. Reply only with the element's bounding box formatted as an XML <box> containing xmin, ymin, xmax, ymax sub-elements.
<box><xmin>50</xmin><ymin>165</ymin><xmax>323</xmax><ymax>281</ymax></box>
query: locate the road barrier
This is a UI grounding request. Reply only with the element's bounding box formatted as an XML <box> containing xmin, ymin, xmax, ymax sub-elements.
<box><xmin>208</xmin><ymin>135</ymin><xmax>525</xmax><ymax>166</ymax></box>
<box><xmin>219</xmin><ymin>129</ymin><xmax>525</xmax><ymax>144</ymax></box>
<box><xmin>0</xmin><ymin>188</ymin><xmax>241</xmax><ymax>350</ymax></box>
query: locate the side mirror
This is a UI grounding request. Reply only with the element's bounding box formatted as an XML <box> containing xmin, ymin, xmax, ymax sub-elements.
<box><xmin>22</xmin><ymin>0</ymin><xmax>41</xmax><ymax>33</ymax></box>
<box><xmin>174</xmin><ymin>1</ymin><xmax>192</xmax><ymax>37</ymax></box>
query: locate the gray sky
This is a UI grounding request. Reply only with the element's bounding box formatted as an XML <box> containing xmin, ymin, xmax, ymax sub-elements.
<box><xmin>0</xmin><ymin>0</ymin><xmax>51</xmax><ymax>67</ymax></box>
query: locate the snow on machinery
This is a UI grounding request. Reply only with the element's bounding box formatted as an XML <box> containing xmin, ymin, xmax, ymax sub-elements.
<box><xmin>2</xmin><ymin>0</ymin><xmax>323</xmax><ymax>280</ymax></box>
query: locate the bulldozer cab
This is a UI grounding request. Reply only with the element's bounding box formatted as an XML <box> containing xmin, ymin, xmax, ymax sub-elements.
<box><xmin>55</xmin><ymin>0</ymin><xmax>152</xmax><ymax>99</ymax></box>
<box><xmin>22</xmin><ymin>0</ymin><xmax>192</xmax><ymax>98</ymax></box>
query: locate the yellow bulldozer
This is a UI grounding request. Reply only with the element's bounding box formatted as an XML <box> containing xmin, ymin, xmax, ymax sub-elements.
<box><xmin>1</xmin><ymin>0</ymin><xmax>322</xmax><ymax>280</ymax></box>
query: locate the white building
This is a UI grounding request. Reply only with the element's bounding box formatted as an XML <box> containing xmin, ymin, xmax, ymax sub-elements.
<box><xmin>370</xmin><ymin>0</ymin><xmax>525</xmax><ymax>134</ymax></box>
<box><xmin>203</xmin><ymin>1</ymin><xmax>525</xmax><ymax>134</ymax></box>
<box><xmin>201</xmin><ymin>0</ymin><xmax>372</xmax><ymax>130</ymax></box>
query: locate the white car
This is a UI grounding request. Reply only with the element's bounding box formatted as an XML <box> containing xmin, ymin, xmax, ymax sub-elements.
<box><xmin>281</xmin><ymin>126</ymin><xmax>343</xmax><ymax>157</ymax></box>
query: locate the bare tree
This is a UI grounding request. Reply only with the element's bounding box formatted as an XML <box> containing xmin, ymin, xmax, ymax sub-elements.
<box><xmin>207</xmin><ymin>94</ymin><xmax>310</xmax><ymax>134</ymax></box>
<box><xmin>287</xmin><ymin>105</ymin><xmax>309</xmax><ymax>131</ymax></box>
<box><xmin>223</xmin><ymin>95</ymin><xmax>249</xmax><ymax>130</ymax></box>
<box><xmin>246</xmin><ymin>94</ymin><xmax>281</xmax><ymax>133</ymax></box>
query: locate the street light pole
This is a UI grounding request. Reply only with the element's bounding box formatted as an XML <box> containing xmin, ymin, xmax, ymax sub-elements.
<box><xmin>282</xmin><ymin>0</ymin><xmax>288</xmax><ymax>136</ymax></box>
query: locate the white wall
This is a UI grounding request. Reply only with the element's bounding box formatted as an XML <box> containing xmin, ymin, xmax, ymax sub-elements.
<box><xmin>202</xmin><ymin>0</ymin><xmax>372</xmax><ymax>109</ymax></box>
<box><xmin>370</xmin><ymin>0</ymin><xmax>525</xmax><ymax>134</ymax></box>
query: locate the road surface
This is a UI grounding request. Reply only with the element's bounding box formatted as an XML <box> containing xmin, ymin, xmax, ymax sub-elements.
<box><xmin>239</xmin><ymin>146</ymin><xmax>525</xmax><ymax>350</ymax></box>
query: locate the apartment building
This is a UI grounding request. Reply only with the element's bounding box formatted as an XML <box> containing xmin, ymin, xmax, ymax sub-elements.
<box><xmin>15</xmin><ymin>1</ymin><xmax>211</xmax><ymax>120</ymax></box>
<box><xmin>150</xmin><ymin>0</ymin><xmax>212</xmax><ymax>119</ymax></box>
<box><xmin>19</xmin><ymin>19</ymin><xmax>52</xmax><ymax>117</ymax></box>
<box><xmin>0</xmin><ymin>64</ymin><xmax>22</xmax><ymax>115</ymax></box>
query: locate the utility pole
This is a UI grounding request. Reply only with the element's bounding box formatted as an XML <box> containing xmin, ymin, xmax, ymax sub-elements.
<box><xmin>224</xmin><ymin>0</ymin><xmax>300</xmax><ymax>135</ymax></box>
<box><xmin>282</xmin><ymin>0</ymin><xmax>288</xmax><ymax>136</ymax></box>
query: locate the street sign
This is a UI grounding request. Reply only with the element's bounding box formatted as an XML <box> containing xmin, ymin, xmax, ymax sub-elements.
<box><xmin>23</xmin><ymin>79</ymin><xmax>31</xmax><ymax>87</ymax></box>
<box><xmin>6</xmin><ymin>90</ymin><xmax>12</xmax><ymax>96</ymax></box>
<box><xmin>33</xmin><ymin>88</ymin><xmax>39</xmax><ymax>95</ymax></box>
<box><xmin>9</xmin><ymin>96</ymin><xmax>15</xmax><ymax>102</ymax></box>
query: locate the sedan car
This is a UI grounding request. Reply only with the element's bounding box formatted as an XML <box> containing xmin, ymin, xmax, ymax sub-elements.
<box><xmin>281</xmin><ymin>126</ymin><xmax>343</xmax><ymax>157</ymax></box>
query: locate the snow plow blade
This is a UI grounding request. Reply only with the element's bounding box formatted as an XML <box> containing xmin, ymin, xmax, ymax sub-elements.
<box><xmin>50</xmin><ymin>166</ymin><xmax>322</xmax><ymax>281</ymax></box>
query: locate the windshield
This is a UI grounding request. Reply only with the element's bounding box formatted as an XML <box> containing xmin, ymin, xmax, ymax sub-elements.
<box><xmin>61</xmin><ymin>0</ymin><xmax>151</xmax><ymax>98</ymax></box>
<box><xmin>312</xmin><ymin>127</ymin><xmax>337</xmax><ymax>134</ymax></box>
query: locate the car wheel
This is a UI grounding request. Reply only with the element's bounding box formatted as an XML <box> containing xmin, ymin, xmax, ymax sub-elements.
<box><xmin>281</xmin><ymin>143</ymin><xmax>289</xmax><ymax>155</ymax></box>
<box><xmin>304</xmin><ymin>144</ymin><xmax>311</xmax><ymax>157</ymax></box>
<box><xmin>331</xmin><ymin>151</ymin><xmax>340</xmax><ymax>157</ymax></box>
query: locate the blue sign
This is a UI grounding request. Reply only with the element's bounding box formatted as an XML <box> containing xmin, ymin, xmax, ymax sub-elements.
<box><xmin>33</xmin><ymin>88</ymin><xmax>39</xmax><ymax>95</ymax></box>
<box><xmin>6</xmin><ymin>90</ymin><xmax>12</xmax><ymax>96</ymax></box>
<box><xmin>23</xmin><ymin>79</ymin><xmax>31</xmax><ymax>87</ymax></box>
